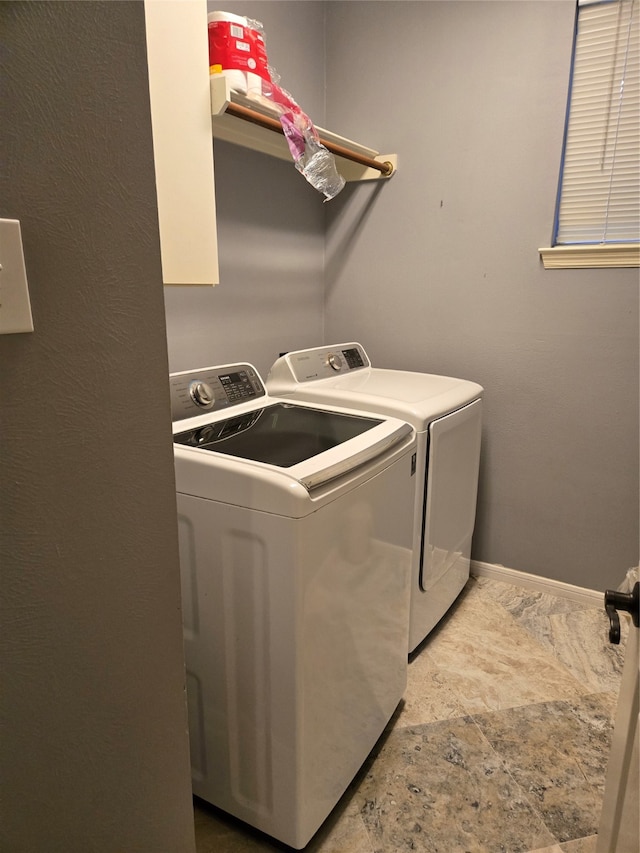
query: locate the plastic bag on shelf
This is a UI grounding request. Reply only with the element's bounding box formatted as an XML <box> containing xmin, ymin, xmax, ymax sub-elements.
<box><xmin>208</xmin><ymin>12</ymin><xmax>345</xmax><ymax>201</ymax></box>
<box><xmin>263</xmin><ymin>81</ymin><xmax>345</xmax><ymax>201</ymax></box>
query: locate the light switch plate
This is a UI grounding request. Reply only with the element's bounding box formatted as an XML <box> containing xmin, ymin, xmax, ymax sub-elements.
<box><xmin>0</xmin><ymin>218</ymin><xmax>34</xmax><ymax>334</ymax></box>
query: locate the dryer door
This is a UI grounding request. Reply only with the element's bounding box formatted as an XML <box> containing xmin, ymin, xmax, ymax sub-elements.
<box><xmin>420</xmin><ymin>399</ymin><xmax>482</xmax><ymax>591</ymax></box>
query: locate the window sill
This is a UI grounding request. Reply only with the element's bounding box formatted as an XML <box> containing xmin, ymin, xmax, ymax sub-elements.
<box><xmin>539</xmin><ymin>244</ymin><xmax>640</xmax><ymax>269</ymax></box>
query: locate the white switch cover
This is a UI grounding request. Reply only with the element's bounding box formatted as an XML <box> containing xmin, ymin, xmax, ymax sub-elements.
<box><xmin>0</xmin><ymin>218</ymin><xmax>34</xmax><ymax>334</ymax></box>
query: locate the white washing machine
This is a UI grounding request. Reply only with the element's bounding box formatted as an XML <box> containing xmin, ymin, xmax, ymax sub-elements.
<box><xmin>267</xmin><ymin>343</ymin><xmax>483</xmax><ymax>654</ymax></box>
<box><xmin>170</xmin><ymin>362</ymin><xmax>415</xmax><ymax>849</ymax></box>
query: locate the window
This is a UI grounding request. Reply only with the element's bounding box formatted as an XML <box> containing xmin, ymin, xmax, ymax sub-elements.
<box><xmin>540</xmin><ymin>0</ymin><xmax>639</xmax><ymax>268</ymax></box>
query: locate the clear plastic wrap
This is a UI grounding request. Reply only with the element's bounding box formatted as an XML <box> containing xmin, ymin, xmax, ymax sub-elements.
<box><xmin>264</xmin><ymin>85</ymin><xmax>345</xmax><ymax>201</ymax></box>
<box><xmin>618</xmin><ymin>566</ymin><xmax>639</xmax><ymax>593</ymax></box>
<box><xmin>208</xmin><ymin>13</ymin><xmax>345</xmax><ymax>200</ymax></box>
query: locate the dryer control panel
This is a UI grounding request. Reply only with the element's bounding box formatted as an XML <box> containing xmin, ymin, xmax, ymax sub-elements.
<box><xmin>270</xmin><ymin>343</ymin><xmax>371</xmax><ymax>385</ymax></box>
<box><xmin>170</xmin><ymin>363</ymin><xmax>266</xmax><ymax>422</ymax></box>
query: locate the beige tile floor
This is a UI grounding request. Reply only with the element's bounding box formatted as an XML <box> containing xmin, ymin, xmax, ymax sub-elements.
<box><xmin>193</xmin><ymin>575</ymin><xmax>628</xmax><ymax>853</ymax></box>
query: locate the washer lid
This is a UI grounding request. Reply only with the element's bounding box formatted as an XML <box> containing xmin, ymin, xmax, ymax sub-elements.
<box><xmin>174</xmin><ymin>401</ymin><xmax>411</xmax><ymax>491</ymax></box>
<box><xmin>174</xmin><ymin>401</ymin><xmax>382</xmax><ymax>467</ymax></box>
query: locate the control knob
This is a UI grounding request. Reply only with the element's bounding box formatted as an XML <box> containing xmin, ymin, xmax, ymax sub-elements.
<box><xmin>327</xmin><ymin>353</ymin><xmax>343</xmax><ymax>372</ymax></box>
<box><xmin>189</xmin><ymin>380</ymin><xmax>215</xmax><ymax>409</ymax></box>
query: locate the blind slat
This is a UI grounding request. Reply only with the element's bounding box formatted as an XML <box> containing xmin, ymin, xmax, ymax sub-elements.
<box><xmin>555</xmin><ymin>0</ymin><xmax>640</xmax><ymax>245</ymax></box>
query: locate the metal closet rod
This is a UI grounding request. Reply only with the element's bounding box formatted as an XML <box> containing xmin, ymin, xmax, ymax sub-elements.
<box><xmin>225</xmin><ymin>101</ymin><xmax>394</xmax><ymax>177</ymax></box>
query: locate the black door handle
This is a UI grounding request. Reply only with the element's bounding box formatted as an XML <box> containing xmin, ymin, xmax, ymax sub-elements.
<box><xmin>604</xmin><ymin>582</ymin><xmax>639</xmax><ymax>644</ymax></box>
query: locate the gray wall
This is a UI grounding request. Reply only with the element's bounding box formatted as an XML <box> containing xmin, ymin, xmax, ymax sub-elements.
<box><xmin>1</xmin><ymin>3</ymin><xmax>195</xmax><ymax>851</ymax></box>
<box><xmin>323</xmin><ymin>0</ymin><xmax>639</xmax><ymax>591</ymax></box>
<box><xmin>163</xmin><ymin>0</ymin><xmax>327</xmax><ymax>376</ymax></box>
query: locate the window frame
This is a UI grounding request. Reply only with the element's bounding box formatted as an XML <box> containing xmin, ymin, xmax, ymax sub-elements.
<box><xmin>539</xmin><ymin>0</ymin><xmax>639</xmax><ymax>269</ymax></box>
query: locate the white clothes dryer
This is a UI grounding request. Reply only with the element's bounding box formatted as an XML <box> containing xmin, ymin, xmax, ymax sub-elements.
<box><xmin>267</xmin><ymin>343</ymin><xmax>483</xmax><ymax>654</ymax></box>
<box><xmin>170</xmin><ymin>362</ymin><xmax>416</xmax><ymax>849</ymax></box>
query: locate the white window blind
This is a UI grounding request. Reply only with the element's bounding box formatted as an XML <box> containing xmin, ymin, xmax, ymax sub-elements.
<box><xmin>554</xmin><ymin>0</ymin><xmax>639</xmax><ymax>245</ymax></box>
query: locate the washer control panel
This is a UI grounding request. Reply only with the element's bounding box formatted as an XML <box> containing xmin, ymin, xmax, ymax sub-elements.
<box><xmin>170</xmin><ymin>363</ymin><xmax>266</xmax><ymax>422</ymax></box>
<box><xmin>271</xmin><ymin>343</ymin><xmax>370</xmax><ymax>384</ymax></box>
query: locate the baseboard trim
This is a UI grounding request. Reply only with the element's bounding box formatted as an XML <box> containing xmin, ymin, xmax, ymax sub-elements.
<box><xmin>470</xmin><ymin>560</ymin><xmax>604</xmax><ymax>608</ymax></box>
